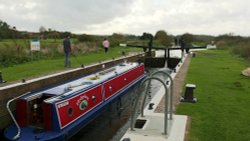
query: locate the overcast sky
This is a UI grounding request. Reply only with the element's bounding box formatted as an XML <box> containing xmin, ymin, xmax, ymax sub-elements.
<box><xmin>0</xmin><ymin>0</ymin><xmax>250</xmax><ymax>36</ymax></box>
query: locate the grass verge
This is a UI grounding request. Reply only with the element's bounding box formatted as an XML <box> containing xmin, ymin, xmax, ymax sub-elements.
<box><xmin>176</xmin><ymin>49</ymin><xmax>250</xmax><ymax>141</ymax></box>
<box><xmin>0</xmin><ymin>47</ymin><xmax>141</xmax><ymax>83</ymax></box>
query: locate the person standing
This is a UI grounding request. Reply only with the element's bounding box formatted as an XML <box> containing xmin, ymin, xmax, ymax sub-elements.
<box><xmin>102</xmin><ymin>38</ymin><xmax>110</xmax><ymax>53</ymax></box>
<box><xmin>180</xmin><ymin>37</ymin><xmax>185</xmax><ymax>57</ymax></box>
<box><xmin>63</xmin><ymin>36</ymin><xmax>71</xmax><ymax>67</ymax></box>
<box><xmin>147</xmin><ymin>36</ymin><xmax>153</xmax><ymax>57</ymax></box>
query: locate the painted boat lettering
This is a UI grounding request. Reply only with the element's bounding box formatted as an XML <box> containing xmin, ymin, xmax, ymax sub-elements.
<box><xmin>57</xmin><ymin>101</ymin><xmax>69</xmax><ymax>108</ymax></box>
<box><xmin>76</xmin><ymin>95</ymin><xmax>89</xmax><ymax>106</ymax></box>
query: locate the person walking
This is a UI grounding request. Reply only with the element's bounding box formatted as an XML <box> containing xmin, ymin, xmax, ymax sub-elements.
<box><xmin>102</xmin><ymin>38</ymin><xmax>110</xmax><ymax>53</ymax></box>
<box><xmin>63</xmin><ymin>36</ymin><xmax>71</xmax><ymax>67</ymax></box>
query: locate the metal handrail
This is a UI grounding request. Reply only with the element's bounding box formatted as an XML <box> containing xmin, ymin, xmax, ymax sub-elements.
<box><xmin>150</xmin><ymin>70</ymin><xmax>174</xmax><ymax>120</ymax></box>
<box><xmin>131</xmin><ymin>77</ymin><xmax>169</xmax><ymax>135</ymax></box>
<box><xmin>140</xmin><ymin>78</ymin><xmax>153</xmax><ymax>117</ymax></box>
<box><xmin>6</xmin><ymin>92</ymin><xmax>30</xmax><ymax>140</ymax></box>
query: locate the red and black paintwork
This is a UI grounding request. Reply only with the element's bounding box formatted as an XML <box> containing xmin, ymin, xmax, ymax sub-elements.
<box><xmin>4</xmin><ymin>63</ymin><xmax>145</xmax><ymax>141</ymax></box>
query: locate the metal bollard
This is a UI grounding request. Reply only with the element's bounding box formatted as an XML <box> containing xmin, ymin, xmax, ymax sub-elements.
<box><xmin>180</xmin><ymin>83</ymin><xmax>197</xmax><ymax>103</ymax></box>
<box><xmin>148</xmin><ymin>103</ymin><xmax>155</xmax><ymax>110</ymax></box>
<box><xmin>0</xmin><ymin>71</ymin><xmax>6</xmax><ymax>83</ymax></box>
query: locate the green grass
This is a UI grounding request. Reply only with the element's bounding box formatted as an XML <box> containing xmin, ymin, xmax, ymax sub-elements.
<box><xmin>1</xmin><ymin>47</ymin><xmax>141</xmax><ymax>82</ymax></box>
<box><xmin>176</xmin><ymin>49</ymin><xmax>250</xmax><ymax>141</ymax></box>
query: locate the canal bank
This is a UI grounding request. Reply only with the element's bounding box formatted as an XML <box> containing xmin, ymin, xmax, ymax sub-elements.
<box><xmin>120</xmin><ymin>53</ymin><xmax>192</xmax><ymax>141</ymax></box>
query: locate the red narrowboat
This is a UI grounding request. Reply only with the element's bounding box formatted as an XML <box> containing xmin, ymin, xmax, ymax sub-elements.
<box><xmin>4</xmin><ymin>62</ymin><xmax>145</xmax><ymax>141</ymax></box>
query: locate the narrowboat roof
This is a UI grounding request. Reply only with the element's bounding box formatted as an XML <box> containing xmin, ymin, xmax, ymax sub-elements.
<box><xmin>22</xmin><ymin>62</ymin><xmax>141</xmax><ymax>103</ymax></box>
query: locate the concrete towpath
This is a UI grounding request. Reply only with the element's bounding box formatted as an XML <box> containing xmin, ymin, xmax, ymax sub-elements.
<box><xmin>121</xmin><ymin>53</ymin><xmax>192</xmax><ymax>141</ymax></box>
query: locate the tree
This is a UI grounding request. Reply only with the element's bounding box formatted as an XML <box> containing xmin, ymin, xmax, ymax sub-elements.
<box><xmin>39</xmin><ymin>26</ymin><xmax>47</xmax><ymax>39</ymax></box>
<box><xmin>155</xmin><ymin>30</ymin><xmax>167</xmax><ymax>40</ymax></box>
<box><xmin>61</xmin><ymin>32</ymin><xmax>71</xmax><ymax>38</ymax></box>
<box><xmin>155</xmin><ymin>30</ymin><xmax>173</xmax><ymax>47</ymax></box>
<box><xmin>39</xmin><ymin>26</ymin><xmax>47</xmax><ymax>33</ymax></box>
<box><xmin>0</xmin><ymin>20</ymin><xmax>12</xmax><ymax>39</ymax></box>
<box><xmin>140</xmin><ymin>32</ymin><xmax>153</xmax><ymax>40</ymax></box>
<box><xmin>181</xmin><ymin>33</ymin><xmax>193</xmax><ymax>47</ymax></box>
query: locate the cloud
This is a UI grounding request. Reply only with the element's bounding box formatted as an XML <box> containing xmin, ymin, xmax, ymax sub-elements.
<box><xmin>0</xmin><ymin>0</ymin><xmax>250</xmax><ymax>36</ymax></box>
<box><xmin>0</xmin><ymin>0</ymin><xmax>134</xmax><ymax>32</ymax></box>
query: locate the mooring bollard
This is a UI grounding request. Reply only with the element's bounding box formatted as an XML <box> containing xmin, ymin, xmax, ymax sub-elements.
<box><xmin>192</xmin><ymin>52</ymin><xmax>196</xmax><ymax>57</ymax></box>
<box><xmin>0</xmin><ymin>71</ymin><xmax>6</xmax><ymax>83</ymax></box>
<box><xmin>180</xmin><ymin>83</ymin><xmax>197</xmax><ymax>103</ymax></box>
<box><xmin>148</xmin><ymin>103</ymin><xmax>155</xmax><ymax>110</ymax></box>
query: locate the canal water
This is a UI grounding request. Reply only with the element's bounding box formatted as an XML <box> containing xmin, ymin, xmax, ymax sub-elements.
<box><xmin>69</xmin><ymin>68</ymin><xmax>170</xmax><ymax>141</ymax></box>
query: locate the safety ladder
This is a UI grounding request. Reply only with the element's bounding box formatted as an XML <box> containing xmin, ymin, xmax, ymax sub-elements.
<box><xmin>130</xmin><ymin>70</ymin><xmax>174</xmax><ymax>135</ymax></box>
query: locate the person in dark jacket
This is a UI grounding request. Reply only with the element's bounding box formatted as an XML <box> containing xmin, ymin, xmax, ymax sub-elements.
<box><xmin>63</xmin><ymin>36</ymin><xmax>71</xmax><ymax>67</ymax></box>
<box><xmin>147</xmin><ymin>36</ymin><xmax>153</xmax><ymax>56</ymax></box>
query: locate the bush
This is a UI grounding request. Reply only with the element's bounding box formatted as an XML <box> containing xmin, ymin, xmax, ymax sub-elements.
<box><xmin>0</xmin><ymin>54</ymin><xmax>31</xmax><ymax>67</ymax></box>
<box><xmin>231</xmin><ymin>41</ymin><xmax>250</xmax><ymax>59</ymax></box>
<box><xmin>73</xmin><ymin>42</ymin><xmax>99</xmax><ymax>54</ymax></box>
<box><xmin>78</xmin><ymin>34</ymin><xmax>94</xmax><ymax>42</ymax></box>
<box><xmin>0</xmin><ymin>38</ymin><xmax>105</xmax><ymax>68</ymax></box>
<box><xmin>215</xmin><ymin>35</ymin><xmax>250</xmax><ymax>59</ymax></box>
